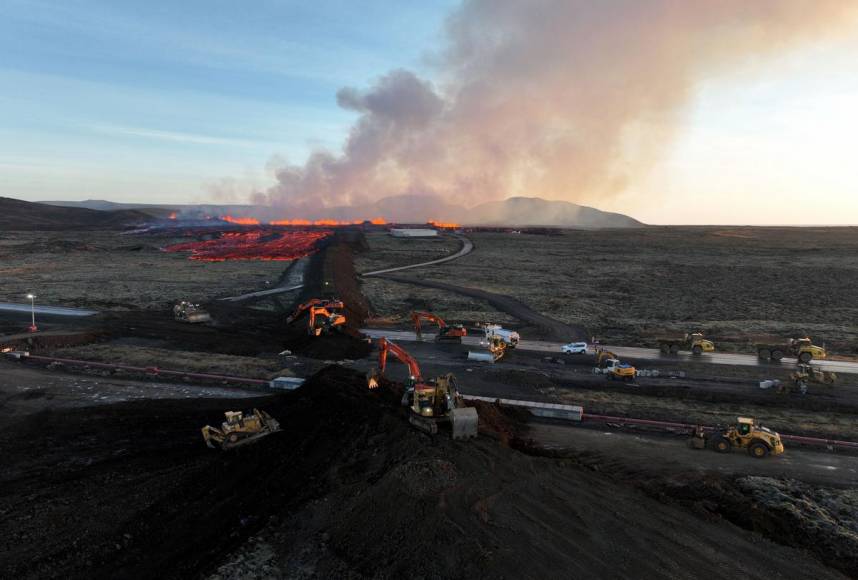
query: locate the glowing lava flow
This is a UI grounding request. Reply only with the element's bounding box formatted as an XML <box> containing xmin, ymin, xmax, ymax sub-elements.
<box><xmin>428</xmin><ymin>220</ymin><xmax>460</xmax><ymax>229</ymax></box>
<box><xmin>221</xmin><ymin>215</ymin><xmax>261</xmax><ymax>225</ymax></box>
<box><xmin>269</xmin><ymin>216</ymin><xmax>387</xmax><ymax>226</ymax></box>
<box><xmin>164</xmin><ymin>229</ymin><xmax>331</xmax><ymax>261</ymax></box>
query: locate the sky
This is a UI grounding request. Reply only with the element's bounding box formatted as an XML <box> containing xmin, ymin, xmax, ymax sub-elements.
<box><xmin>1</xmin><ymin>0</ymin><xmax>857</xmax><ymax>225</ymax></box>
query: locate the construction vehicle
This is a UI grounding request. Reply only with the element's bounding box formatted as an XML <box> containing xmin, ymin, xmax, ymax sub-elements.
<box><xmin>173</xmin><ymin>301</ymin><xmax>211</xmax><ymax>323</ymax></box>
<box><xmin>467</xmin><ymin>334</ymin><xmax>507</xmax><ymax>363</ymax></box>
<box><xmin>711</xmin><ymin>417</ymin><xmax>784</xmax><ymax>458</ymax></box>
<box><xmin>411</xmin><ymin>311</ymin><xmax>467</xmax><ymax>343</ymax></box>
<box><xmin>367</xmin><ymin>337</ymin><xmax>478</xmax><ymax>439</ymax></box>
<box><xmin>287</xmin><ymin>298</ymin><xmax>346</xmax><ymax>336</ymax></box>
<box><xmin>755</xmin><ymin>337</ymin><xmax>826</xmax><ymax>363</ymax></box>
<box><xmin>785</xmin><ymin>363</ymin><xmax>836</xmax><ymax>395</ymax></box>
<box><xmin>657</xmin><ymin>332</ymin><xmax>714</xmax><ymax>355</ymax></box>
<box><xmin>593</xmin><ymin>347</ymin><xmax>636</xmax><ymax>381</ymax></box>
<box><xmin>201</xmin><ymin>408</ymin><xmax>281</xmax><ymax>450</ymax></box>
<box><xmin>483</xmin><ymin>324</ymin><xmax>519</xmax><ymax>348</ymax></box>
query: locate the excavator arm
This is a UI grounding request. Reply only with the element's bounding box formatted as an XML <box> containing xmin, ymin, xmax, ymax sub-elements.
<box><xmin>411</xmin><ymin>310</ymin><xmax>466</xmax><ymax>341</ymax></box>
<box><xmin>412</xmin><ymin>311</ymin><xmax>446</xmax><ymax>338</ymax></box>
<box><xmin>368</xmin><ymin>337</ymin><xmax>422</xmax><ymax>389</ymax></box>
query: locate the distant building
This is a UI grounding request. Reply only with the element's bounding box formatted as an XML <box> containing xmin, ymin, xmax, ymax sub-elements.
<box><xmin>389</xmin><ymin>228</ymin><xmax>439</xmax><ymax>238</ymax></box>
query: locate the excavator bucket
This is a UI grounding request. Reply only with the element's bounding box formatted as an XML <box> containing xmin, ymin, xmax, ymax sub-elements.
<box><xmin>367</xmin><ymin>368</ymin><xmax>381</xmax><ymax>389</ymax></box>
<box><xmin>450</xmin><ymin>407</ymin><xmax>478</xmax><ymax>440</ymax></box>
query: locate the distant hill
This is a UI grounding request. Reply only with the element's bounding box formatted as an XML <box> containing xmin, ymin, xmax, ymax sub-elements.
<box><xmin>40</xmin><ymin>195</ymin><xmax>644</xmax><ymax>228</ymax></box>
<box><xmin>468</xmin><ymin>197</ymin><xmax>643</xmax><ymax>228</ymax></box>
<box><xmin>0</xmin><ymin>197</ymin><xmax>150</xmax><ymax>231</ymax></box>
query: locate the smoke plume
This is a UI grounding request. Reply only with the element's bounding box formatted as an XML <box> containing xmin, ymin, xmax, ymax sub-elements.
<box><xmin>253</xmin><ymin>0</ymin><xmax>857</xmax><ymax>212</ymax></box>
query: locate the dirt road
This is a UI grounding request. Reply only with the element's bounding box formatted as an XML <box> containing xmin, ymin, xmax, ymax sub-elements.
<box><xmin>531</xmin><ymin>422</ymin><xmax>858</xmax><ymax>486</ymax></box>
<box><xmin>372</xmin><ymin>277</ymin><xmax>588</xmax><ymax>341</ymax></box>
<box><xmin>361</xmin><ymin>233</ymin><xmax>474</xmax><ymax>276</ymax></box>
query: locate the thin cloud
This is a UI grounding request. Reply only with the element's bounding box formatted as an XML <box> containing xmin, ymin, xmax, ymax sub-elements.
<box><xmin>89</xmin><ymin>124</ymin><xmax>256</xmax><ymax>147</ymax></box>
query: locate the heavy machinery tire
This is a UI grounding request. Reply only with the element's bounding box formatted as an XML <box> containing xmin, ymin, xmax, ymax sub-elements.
<box><xmin>749</xmin><ymin>441</ymin><xmax>770</xmax><ymax>459</ymax></box>
<box><xmin>228</xmin><ymin>433</ymin><xmax>239</xmax><ymax>443</ymax></box>
<box><xmin>771</xmin><ymin>350</ymin><xmax>784</xmax><ymax>361</ymax></box>
<box><xmin>714</xmin><ymin>437</ymin><xmax>731</xmax><ymax>453</ymax></box>
<box><xmin>692</xmin><ymin>345</ymin><xmax>703</xmax><ymax>355</ymax></box>
<box><xmin>758</xmin><ymin>349</ymin><xmax>770</xmax><ymax>359</ymax></box>
<box><xmin>799</xmin><ymin>352</ymin><xmax>812</xmax><ymax>363</ymax></box>
<box><xmin>670</xmin><ymin>344</ymin><xmax>680</xmax><ymax>354</ymax></box>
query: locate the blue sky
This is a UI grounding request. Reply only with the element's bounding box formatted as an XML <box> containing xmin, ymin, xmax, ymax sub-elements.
<box><xmin>2</xmin><ymin>1</ymin><xmax>857</xmax><ymax>224</ymax></box>
<box><xmin>0</xmin><ymin>0</ymin><xmax>455</xmax><ymax>203</ymax></box>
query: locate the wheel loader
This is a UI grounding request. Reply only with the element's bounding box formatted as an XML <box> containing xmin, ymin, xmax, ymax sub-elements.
<box><xmin>201</xmin><ymin>408</ymin><xmax>281</xmax><ymax>450</ymax></box>
<box><xmin>711</xmin><ymin>417</ymin><xmax>784</xmax><ymax>458</ymax></box>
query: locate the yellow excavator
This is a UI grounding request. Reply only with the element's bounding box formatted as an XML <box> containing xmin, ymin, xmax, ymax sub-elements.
<box><xmin>367</xmin><ymin>337</ymin><xmax>478</xmax><ymax>439</ymax></box>
<box><xmin>201</xmin><ymin>408</ymin><xmax>281</xmax><ymax>450</ymax></box>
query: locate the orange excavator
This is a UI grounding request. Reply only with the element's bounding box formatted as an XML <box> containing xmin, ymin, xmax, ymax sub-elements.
<box><xmin>367</xmin><ymin>337</ymin><xmax>478</xmax><ymax>439</ymax></box>
<box><xmin>287</xmin><ymin>298</ymin><xmax>346</xmax><ymax>336</ymax></box>
<box><xmin>411</xmin><ymin>311</ymin><xmax>467</xmax><ymax>343</ymax></box>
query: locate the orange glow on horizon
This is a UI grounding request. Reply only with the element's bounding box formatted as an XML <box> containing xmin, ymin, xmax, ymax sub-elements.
<box><xmin>221</xmin><ymin>215</ymin><xmax>261</xmax><ymax>225</ymax></box>
<box><xmin>428</xmin><ymin>220</ymin><xmax>460</xmax><ymax>229</ymax></box>
<box><xmin>269</xmin><ymin>216</ymin><xmax>387</xmax><ymax>226</ymax></box>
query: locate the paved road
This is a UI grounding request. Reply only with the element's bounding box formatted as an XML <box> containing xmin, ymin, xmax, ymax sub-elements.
<box><xmin>0</xmin><ymin>302</ymin><xmax>97</xmax><ymax>317</ymax></box>
<box><xmin>219</xmin><ymin>284</ymin><xmax>304</xmax><ymax>303</ymax></box>
<box><xmin>360</xmin><ymin>328</ymin><xmax>858</xmax><ymax>375</ymax></box>
<box><xmin>361</xmin><ymin>234</ymin><xmax>474</xmax><ymax>277</ymax></box>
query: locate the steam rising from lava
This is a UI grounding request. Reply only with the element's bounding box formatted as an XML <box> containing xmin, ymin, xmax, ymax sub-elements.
<box><xmin>253</xmin><ymin>0</ymin><xmax>856</xmax><ymax>212</ymax></box>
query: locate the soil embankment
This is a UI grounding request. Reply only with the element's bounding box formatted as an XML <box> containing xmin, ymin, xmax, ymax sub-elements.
<box><xmin>0</xmin><ymin>366</ymin><xmax>846</xmax><ymax>579</ymax></box>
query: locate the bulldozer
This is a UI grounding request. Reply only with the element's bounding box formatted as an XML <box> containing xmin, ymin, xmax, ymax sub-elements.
<box><xmin>711</xmin><ymin>417</ymin><xmax>784</xmax><ymax>458</ymax></box>
<box><xmin>201</xmin><ymin>408</ymin><xmax>281</xmax><ymax>450</ymax></box>
<box><xmin>411</xmin><ymin>311</ymin><xmax>467</xmax><ymax>343</ymax></box>
<box><xmin>173</xmin><ymin>301</ymin><xmax>211</xmax><ymax>323</ymax></box>
<box><xmin>287</xmin><ymin>298</ymin><xmax>346</xmax><ymax>336</ymax></box>
<box><xmin>468</xmin><ymin>334</ymin><xmax>507</xmax><ymax>363</ymax></box>
<box><xmin>367</xmin><ymin>337</ymin><xmax>478</xmax><ymax>440</ymax></box>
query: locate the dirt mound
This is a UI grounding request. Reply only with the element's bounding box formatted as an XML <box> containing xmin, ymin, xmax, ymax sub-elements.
<box><xmin>0</xmin><ymin>366</ymin><xmax>844</xmax><ymax>579</ymax></box>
